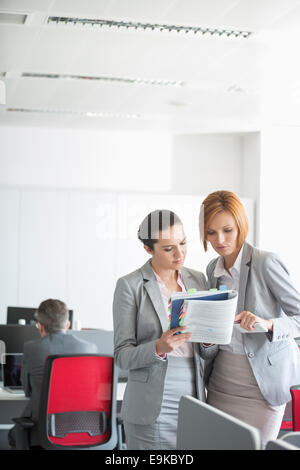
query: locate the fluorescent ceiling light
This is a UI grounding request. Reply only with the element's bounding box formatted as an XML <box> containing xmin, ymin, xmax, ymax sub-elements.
<box><xmin>0</xmin><ymin>12</ymin><xmax>27</xmax><ymax>24</ymax></box>
<box><xmin>6</xmin><ymin>107</ymin><xmax>141</xmax><ymax>119</ymax></box>
<box><xmin>21</xmin><ymin>72</ymin><xmax>185</xmax><ymax>87</ymax></box>
<box><xmin>47</xmin><ymin>16</ymin><xmax>252</xmax><ymax>38</ymax></box>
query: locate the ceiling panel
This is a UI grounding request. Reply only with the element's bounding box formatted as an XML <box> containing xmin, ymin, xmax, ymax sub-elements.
<box><xmin>6</xmin><ymin>77</ymin><xmax>61</xmax><ymax>109</ymax></box>
<box><xmin>0</xmin><ymin>0</ymin><xmax>54</xmax><ymax>12</ymax></box>
<box><xmin>158</xmin><ymin>0</ymin><xmax>241</xmax><ymax>27</ymax></box>
<box><xmin>50</xmin><ymin>0</ymin><xmax>112</xmax><ymax>17</ymax></box>
<box><xmin>0</xmin><ymin>0</ymin><xmax>298</xmax><ymax>132</ymax></box>
<box><xmin>51</xmin><ymin>0</ymin><xmax>171</xmax><ymax>23</ymax></box>
<box><xmin>268</xmin><ymin>3</ymin><xmax>300</xmax><ymax>30</ymax></box>
<box><xmin>219</xmin><ymin>0</ymin><xmax>300</xmax><ymax>29</ymax></box>
<box><xmin>7</xmin><ymin>25</ymin><xmax>243</xmax><ymax>79</ymax></box>
<box><xmin>0</xmin><ymin>25</ymin><xmax>42</xmax><ymax>71</ymax></box>
<box><xmin>49</xmin><ymin>81</ymin><xmax>140</xmax><ymax>113</ymax></box>
<box><xmin>46</xmin><ymin>0</ymin><xmax>241</xmax><ymax>26</ymax></box>
<box><xmin>195</xmin><ymin>39</ymin><xmax>263</xmax><ymax>88</ymax></box>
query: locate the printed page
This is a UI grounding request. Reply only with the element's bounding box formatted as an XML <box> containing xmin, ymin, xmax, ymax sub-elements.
<box><xmin>182</xmin><ymin>292</ymin><xmax>238</xmax><ymax>344</ymax></box>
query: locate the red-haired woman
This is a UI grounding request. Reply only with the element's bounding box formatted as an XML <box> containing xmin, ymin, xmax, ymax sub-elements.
<box><xmin>200</xmin><ymin>190</ymin><xmax>300</xmax><ymax>447</ymax></box>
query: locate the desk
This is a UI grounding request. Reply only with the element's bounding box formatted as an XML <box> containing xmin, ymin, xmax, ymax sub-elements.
<box><xmin>0</xmin><ymin>388</ymin><xmax>29</xmax><ymax>428</ymax></box>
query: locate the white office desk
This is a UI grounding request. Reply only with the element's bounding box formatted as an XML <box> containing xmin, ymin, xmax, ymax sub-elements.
<box><xmin>0</xmin><ymin>387</ymin><xmax>28</xmax><ymax>401</ymax></box>
<box><xmin>0</xmin><ymin>385</ymin><xmax>125</xmax><ymax>400</ymax></box>
<box><xmin>0</xmin><ymin>383</ymin><xmax>125</xmax><ymax>401</ymax></box>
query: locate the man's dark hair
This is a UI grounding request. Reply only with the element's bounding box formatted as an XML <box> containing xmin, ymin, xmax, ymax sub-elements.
<box><xmin>137</xmin><ymin>209</ymin><xmax>182</xmax><ymax>251</ymax></box>
<box><xmin>36</xmin><ymin>299</ymin><xmax>69</xmax><ymax>334</ymax></box>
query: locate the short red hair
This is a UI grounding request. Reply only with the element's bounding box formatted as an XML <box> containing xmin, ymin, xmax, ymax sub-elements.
<box><xmin>200</xmin><ymin>190</ymin><xmax>249</xmax><ymax>252</ymax></box>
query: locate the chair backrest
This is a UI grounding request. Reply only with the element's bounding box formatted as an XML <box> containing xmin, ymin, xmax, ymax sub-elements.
<box><xmin>280</xmin><ymin>400</ymin><xmax>293</xmax><ymax>431</ymax></box>
<box><xmin>280</xmin><ymin>431</ymin><xmax>300</xmax><ymax>448</ymax></box>
<box><xmin>266</xmin><ymin>439</ymin><xmax>299</xmax><ymax>450</ymax></box>
<box><xmin>38</xmin><ymin>354</ymin><xmax>118</xmax><ymax>450</ymax></box>
<box><xmin>176</xmin><ymin>395</ymin><xmax>261</xmax><ymax>450</ymax></box>
<box><xmin>67</xmin><ymin>330</ymin><xmax>128</xmax><ymax>381</ymax></box>
<box><xmin>290</xmin><ymin>385</ymin><xmax>300</xmax><ymax>431</ymax></box>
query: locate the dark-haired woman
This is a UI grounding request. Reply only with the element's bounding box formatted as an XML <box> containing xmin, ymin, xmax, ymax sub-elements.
<box><xmin>113</xmin><ymin>210</ymin><xmax>217</xmax><ymax>450</ymax></box>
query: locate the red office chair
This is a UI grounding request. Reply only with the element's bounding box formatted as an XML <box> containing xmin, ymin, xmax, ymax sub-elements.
<box><xmin>13</xmin><ymin>354</ymin><xmax>118</xmax><ymax>450</ymax></box>
<box><xmin>280</xmin><ymin>400</ymin><xmax>293</xmax><ymax>432</ymax></box>
<box><xmin>290</xmin><ymin>385</ymin><xmax>300</xmax><ymax>432</ymax></box>
<box><xmin>280</xmin><ymin>346</ymin><xmax>300</xmax><ymax>433</ymax></box>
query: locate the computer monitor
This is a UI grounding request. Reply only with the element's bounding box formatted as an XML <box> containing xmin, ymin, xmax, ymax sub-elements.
<box><xmin>7</xmin><ymin>306</ymin><xmax>73</xmax><ymax>329</ymax></box>
<box><xmin>0</xmin><ymin>324</ymin><xmax>40</xmax><ymax>353</ymax></box>
<box><xmin>0</xmin><ymin>324</ymin><xmax>40</xmax><ymax>383</ymax></box>
<box><xmin>1</xmin><ymin>353</ymin><xmax>23</xmax><ymax>392</ymax></box>
<box><xmin>7</xmin><ymin>307</ymin><xmax>37</xmax><ymax>326</ymax></box>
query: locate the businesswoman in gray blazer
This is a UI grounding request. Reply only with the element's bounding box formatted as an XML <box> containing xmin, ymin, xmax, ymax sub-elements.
<box><xmin>200</xmin><ymin>190</ymin><xmax>300</xmax><ymax>447</ymax></box>
<box><xmin>113</xmin><ymin>209</ymin><xmax>216</xmax><ymax>450</ymax></box>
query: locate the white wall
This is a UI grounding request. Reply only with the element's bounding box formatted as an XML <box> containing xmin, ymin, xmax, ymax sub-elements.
<box><xmin>241</xmin><ymin>133</ymin><xmax>260</xmax><ymax>243</ymax></box>
<box><xmin>0</xmin><ymin>187</ymin><xmax>254</xmax><ymax>329</ymax></box>
<box><xmin>0</xmin><ymin>189</ymin><xmax>19</xmax><ymax>320</ymax></box>
<box><xmin>171</xmin><ymin>134</ymin><xmax>243</xmax><ymax>195</ymax></box>
<box><xmin>259</xmin><ymin>127</ymin><xmax>300</xmax><ymax>287</ymax></box>
<box><xmin>171</xmin><ymin>132</ymin><xmax>260</xmax><ymax>246</ymax></box>
<box><xmin>0</xmin><ymin>127</ymin><xmax>172</xmax><ymax>192</ymax></box>
<box><xmin>0</xmin><ymin>125</ymin><xmax>256</xmax><ymax>328</ymax></box>
<box><xmin>258</xmin><ymin>30</ymin><xmax>300</xmax><ymax>289</ymax></box>
<box><xmin>241</xmin><ymin>133</ymin><xmax>260</xmax><ymax>202</ymax></box>
<box><xmin>0</xmin><ymin>127</ymin><xmax>258</xmax><ymax>198</ymax></box>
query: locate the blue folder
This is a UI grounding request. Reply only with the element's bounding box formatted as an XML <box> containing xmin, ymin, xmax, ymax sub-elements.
<box><xmin>170</xmin><ymin>292</ymin><xmax>229</xmax><ymax>330</ymax></box>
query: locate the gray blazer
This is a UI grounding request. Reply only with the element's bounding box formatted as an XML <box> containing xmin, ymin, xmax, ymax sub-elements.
<box><xmin>113</xmin><ymin>260</ymin><xmax>217</xmax><ymax>425</ymax></box>
<box><xmin>21</xmin><ymin>331</ymin><xmax>98</xmax><ymax>422</ymax></box>
<box><xmin>206</xmin><ymin>242</ymin><xmax>300</xmax><ymax>406</ymax></box>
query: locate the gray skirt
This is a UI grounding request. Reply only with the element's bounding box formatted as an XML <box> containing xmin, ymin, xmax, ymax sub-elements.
<box><xmin>124</xmin><ymin>355</ymin><xmax>196</xmax><ymax>450</ymax></box>
<box><xmin>207</xmin><ymin>350</ymin><xmax>285</xmax><ymax>447</ymax></box>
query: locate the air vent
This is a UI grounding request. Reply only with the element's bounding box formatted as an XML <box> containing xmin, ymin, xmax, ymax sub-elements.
<box><xmin>47</xmin><ymin>16</ymin><xmax>252</xmax><ymax>39</ymax></box>
<box><xmin>6</xmin><ymin>107</ymin><xmax>141</xmax><ymax>119</ymax></box>
<box><xmin>227</xmin><ymin>84</ymin><xmax>248</xmax><ymax>94</ymax></box>
<box><xmin>21</xmin><ymin>72</ymin><xmax>185</xmax><ymax>87</ymax></box>
<box><xmin>0</xmin><ymin>13</ymin><xmax>27</xmax><ymax>24</ymax></box>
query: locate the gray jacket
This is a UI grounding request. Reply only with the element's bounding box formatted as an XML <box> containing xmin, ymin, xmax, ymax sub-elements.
<box><xmin>113</xmin><ymin>260</ymin><xmax>217</xmax><ymax>425</ymax></box>
<box><xmin>206</xmin><ymin>242</ymin><xmax>300</xmax><ymax>406</ymax></box>
<box><xmin>21</xmin><ymin>331</ymin><xmax>97</xmax><ymax>422</ymax></box>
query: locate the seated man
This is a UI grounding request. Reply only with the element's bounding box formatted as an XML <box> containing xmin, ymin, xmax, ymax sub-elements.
<box><xmin>8</xmin><ymin>298</ymin><xmax>97</xmax><ymax>448</ymax></box>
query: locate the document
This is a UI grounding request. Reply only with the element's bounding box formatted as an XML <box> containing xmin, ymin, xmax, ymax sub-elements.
<box><xmin>169</xmin><ymin>290</ymin><xmax>238</xmax><ymax>344</ymax></box>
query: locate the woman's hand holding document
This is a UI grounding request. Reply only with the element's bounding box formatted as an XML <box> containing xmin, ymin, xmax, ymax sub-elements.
<box><xmin>169</xmin><ymin>290</ymin><xmax>238</xmax><ymax>345</ymax></box>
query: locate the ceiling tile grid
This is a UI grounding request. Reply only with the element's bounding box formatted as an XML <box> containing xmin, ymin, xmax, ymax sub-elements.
<box><xmin>0</xmin><ymin>0</ymin><xmax>299</xmax><ymax>131</ymax></box>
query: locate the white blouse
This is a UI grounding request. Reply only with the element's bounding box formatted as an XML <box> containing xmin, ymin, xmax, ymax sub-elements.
<box><xmin>213</xmin><ymin>245</ymin><xmax>245</xmax><ymax>355</ymax></box>
<box><xmin>152</xmin><ymin>269</ymin><xmax>193</xmax><ymax>358</ymax></box>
